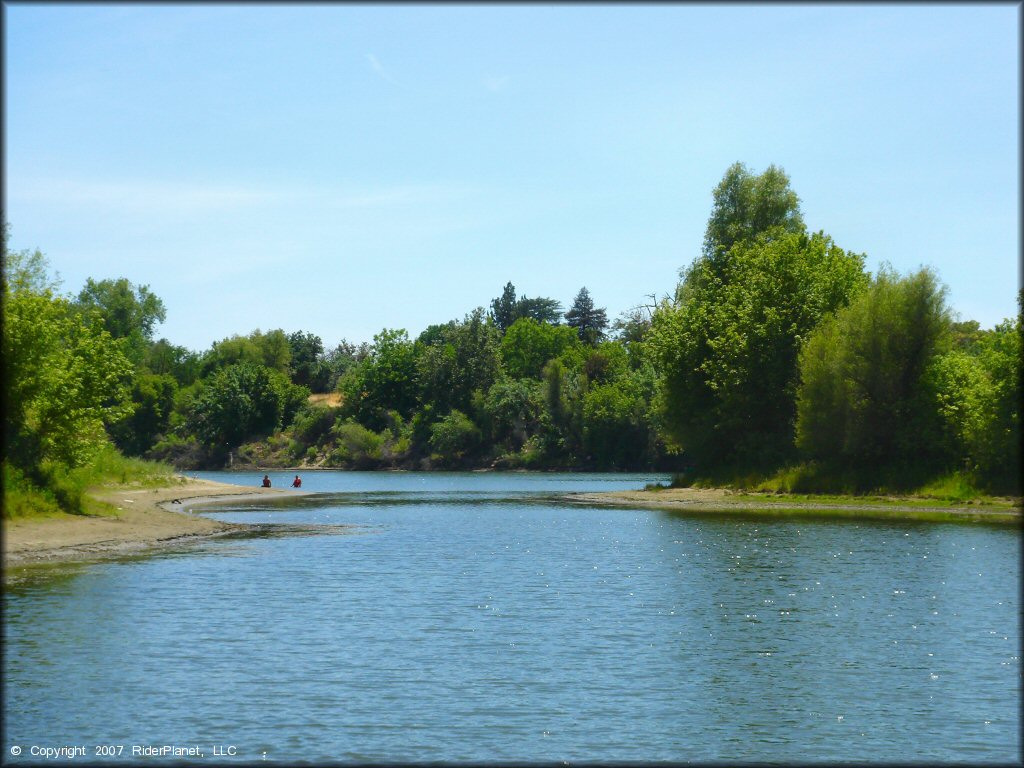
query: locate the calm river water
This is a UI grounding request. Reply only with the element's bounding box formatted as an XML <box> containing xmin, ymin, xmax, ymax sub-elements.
<box><xmin>3</xmin><ymin>471</ymin><xmax>1020</xmax><ymax>763</ymax></box>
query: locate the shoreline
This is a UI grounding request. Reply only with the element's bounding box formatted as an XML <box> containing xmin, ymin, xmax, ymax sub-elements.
<box><xmin>565</xmin><ymin>488</ymin><xmax>1022</xmax><ymax>524</ymax></box>
<box><xmin>3</xmin><ymin>478</ymin><xmax>309</xmax><ymax>569</ymax></box>
<box><xmin>5</xmin><ymin>477</ymin><xmax>1018</xmax><ymax>571</ymax></box>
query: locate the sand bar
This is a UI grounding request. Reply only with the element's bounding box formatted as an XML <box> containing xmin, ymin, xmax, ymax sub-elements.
<box><xmin>565</xmin><ymin>487</ymin><xmax>1021</xmax><ymax>523</ymax></box>
<box><xmin>3</xmin><ymin>477</ymin><xmax>309</xmax><ymax>568</ymax></box>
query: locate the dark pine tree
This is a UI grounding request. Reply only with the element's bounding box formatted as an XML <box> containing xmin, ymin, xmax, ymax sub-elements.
<box><xmin>565</xmin><ymin>287</ymin><xmax>608</xmax><ymax>345</ymax></box>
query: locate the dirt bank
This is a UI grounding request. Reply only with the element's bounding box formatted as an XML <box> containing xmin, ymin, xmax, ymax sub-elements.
<box><xmin>3</xmin><ymin>478</ymin><xmax>308</xmax><ymax>568</ymax></box>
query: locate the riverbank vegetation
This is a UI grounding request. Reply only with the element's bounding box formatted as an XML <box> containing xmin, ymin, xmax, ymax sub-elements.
<box><xmin>4</xmin><ymin>162</ymin><xmax>1020</xmax><ymax>519</ymax></box>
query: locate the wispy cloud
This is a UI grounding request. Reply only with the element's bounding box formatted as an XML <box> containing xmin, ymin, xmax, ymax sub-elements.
<box><xmin>366</xmin><ymin>53</ymin><xmax>398</xmax><ymax>85</ymax></box>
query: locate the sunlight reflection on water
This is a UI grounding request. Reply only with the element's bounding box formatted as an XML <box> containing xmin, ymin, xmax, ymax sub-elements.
<box><xmin>3</xmin><ymin>472</ymin><xmax>1019</xmax><ymax>763</ymax></box>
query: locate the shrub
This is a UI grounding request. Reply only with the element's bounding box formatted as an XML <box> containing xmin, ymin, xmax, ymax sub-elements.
<box><xmin>429</xmin><ymin>410</ymin><xmax>482</xmax><ymax>462</ymax></box>
<box><xmin>332</xmin><ymin>420</ymin><xmax>385</xmax><ymax>469</ymax></box>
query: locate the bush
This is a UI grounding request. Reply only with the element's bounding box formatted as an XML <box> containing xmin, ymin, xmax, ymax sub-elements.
<box><xmin>2</xmin><ymin>463</ymin><xmax>62</xmax><ymax>519</ymax></box>
<box><xmin>331</xmin><ymin>420</ymin><xmax>385</xmax><ymax>469</ymax></box>
<box><xmin>429</xmin><ymin>410</ymin><xmax>482</xmax><ymax>463</ymax></box>
<box><xmin>482</xmin><ymin>378</ymin><xmax>543</xmax><ymax>451</ymax></box>
<box><xmin>147</xmin><ymin>434</ymin><xmax>209</xmax><ymax>469</ymax></box>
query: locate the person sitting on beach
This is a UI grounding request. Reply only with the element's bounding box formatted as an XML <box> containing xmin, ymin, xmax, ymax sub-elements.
<box><xmin>292</xmin><ymin>475</ymin><xmax>302</xmax><ymax>488</ymax></box>
<box><xmin>262</xmin><ymin>474</ymin><xmax>271</xmax><ymax>488</ymax></box>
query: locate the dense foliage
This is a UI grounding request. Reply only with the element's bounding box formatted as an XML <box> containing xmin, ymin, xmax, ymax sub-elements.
<box><xmin>651</xmin><ymin>178</ymin><xmax>868</xmax><ymax>471</ymax></box>
<box><xmin>795</xmin><ymin>267</ymin><xmax>951</xmax><ymax>474</ymax></box>
<box><xmin>3</xmin><ymin>247</ymin><xmax>134</xmax><ymax>474</ymax></box>
<box><xmin>4</xmin><ymin>162</ymin><xmax>1019</xmax><ymax>501</ymax></box>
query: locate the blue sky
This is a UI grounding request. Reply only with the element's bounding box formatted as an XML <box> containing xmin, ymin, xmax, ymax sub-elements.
<box><xmin>4</xmin><ymin>3</ymin><xmax>1019</xmax><ymax>352</ymax></box>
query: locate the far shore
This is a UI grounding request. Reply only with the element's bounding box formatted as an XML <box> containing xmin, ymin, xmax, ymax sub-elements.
<box><xmin>565</xmin><ymin>487</ymin><xmax>1022</xmax><ymax>524</ymax></box>
<box><xmin>5</xmin><ymin>476</ymin><xmax>1018</xmax><ymax>573</ymax></box>
<box><xmin>3</xmin><ymin>477</ymin><xmax>309</xmax><ymax>569</ymax></box>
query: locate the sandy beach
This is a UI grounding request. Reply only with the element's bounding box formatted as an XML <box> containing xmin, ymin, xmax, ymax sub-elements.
<box><xmin>3</xmin><ymin>477</ymin><xmax>308</xmax><ymax>568</ymax></box>
<box><xmin>566</xmin><ymin>487</ymin><xmax>1022</xmax><ymax>523</ymax></box>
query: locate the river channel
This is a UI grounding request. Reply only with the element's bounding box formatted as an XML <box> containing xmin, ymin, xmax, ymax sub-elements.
<box><xmin>3</xmin><ymin>471</ymin><xmax>1019</xmax><ymax>762</ymax></box>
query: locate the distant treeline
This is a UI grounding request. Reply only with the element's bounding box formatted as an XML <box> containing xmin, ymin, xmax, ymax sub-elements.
<box><xmin>3</xmin><ymin>163</ymin><xmax>1020</xmax><ymax>516</ymax></box>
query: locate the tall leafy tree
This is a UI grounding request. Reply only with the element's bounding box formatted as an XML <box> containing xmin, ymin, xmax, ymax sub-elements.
<box><xmin>144</xmin><ymin>339</ymin><xmax>202</xmax><ymax>385</ymax></box>
<box><xmin>3</xmin><ymin>248</ymin><xmax>134</xmax><ymax>472</ymax></box>
<box><xmin>416</xmin><ymin>308</ymin><xmax>501</xmax><ymax>414</ymax></box>
<box><xmin>795</xmin><ymin>266</ymin><xmax>952</xmax><ymax>481</ymax></box>
<box><xmin>482</xmin><ymin>378</ymin><xmax>544</xmax><ymax>451</ymax></box>
<box><xmin>322</xmin><ymin>339</ymin><xmax>371</xmax><ymax>391</ymax></box>
<box><xmin>189</xmin><ymin>362</ymin><xmax>308</xmax><ymax>449</ymax></box>
<box><xmin>288</xmin><ymin>330</ymin><xmax>328</xmax><ymax>390</ymax></box>
<box><xmin>564</xmin><ymin>287</ymin><xmax>609</xmax><ymax>345</ymax></box>
<box><xmin>582</xmin><ymin>372</ymin><xmax>656</xmax><ymax>469</ymax></box>
<box><xmin>703</xmin><ymin>162</ymin><xmax>804</xmax><ymax>261</ymax></box>
<box><xmin>925</xmin><ymin>308</ymin><xmax>1020</xmax><ymax>492</ymax></box>
<box><xmin>203</xmin><ymin>329</ymin><xmax>291</xmax><ymax>375</ymax></box>
<box><xmin>108</xmin><ymin>372</ymin><xmax>178</xmax><ymax>456</ymax></box>
<box><xmin>75</xmin><ymin>277</ymin><xmax>166</xmax><ymax>364</ymax></box>
<box><xmin>338</xmin><ymin>328</ymin><xmax>419</xmax><ymax>430</ymax></box>
<box><xmin>651</xmin><ymin>229</ymin><xmax>867</xmax><ymax>470</ymax></box>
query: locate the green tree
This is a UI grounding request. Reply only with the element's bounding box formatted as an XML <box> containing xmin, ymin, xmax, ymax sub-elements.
<box><xmin>795</xmin><ymin>266</ymin><xmax>952</xmax><ymax>481</ymax></box>
<box><xmin>203</xmin><ymin>329</ymin><xmax>291</xmax><ymax>375</ymax></box>
<box><xmin>3</xmin><ymin>248</ymin><xmax>134</xmax><ymax>473</ymax></box>
<box><xmin>416</xmin><ymin>308</ymin><xmax>502</xmax><ymax>414</ymax></box>
<box><xmin>928</xmin><ymin>313</ymin><xmax>1021</xmax><ymax>491</ymax></box>
<box><xmin>75</xmin><ymin>277</ymin><xmax>166</xmax><ymax>364</ymax></box>
<box><xmin>950</xmin><ymin>319</ymin><xmax>984</xmax><ymax>351</ymax></box>
<box><xmin>189</xmin><ymin>362</ymin><xmax>308</xmax><ymax>450</ymax></box>
<box><xmin>651</xmin><ymin>229</ymin><xmax>867</xmax><ymax>470</ymax></box>
<box><xmin>613</xmin><ymin>303</ymin><xmax>660</xmax><ymax>371</ymax></box>
<box><xmin>703</xmin><ymin>162</ymin><xmax>805</xmax><ymax>261</ymax></box>
<box><xmin>144</xmin><ymin>339</ymin><xmax>202</xmax><ymax>385</ymax></box>
<box><xmin>582</xmin><ymin>341</ymin><xmax>630</xmax><ymax>385</ymax></box>
<box><xmin>500</xmin><ymin>317</ymin><xmax>582</xmax><ymax>379</ymax></box>
<box><xmin>322</xmin><ymin>339</ymin><xmax>371</xmax><ymax>391</ymax></box>
<box><xmin>515</xmin><ymin>295</ymin><xmax>563</xmax><ymax>325</ymax></box>
<box><xmin>338</xmin><ymin>328</ymin><xmax>418</xmax><ymax>430</ymax></box>
<box><xmin>108</xmin><ymin>372</ymin><xmax>178</xmax><ymax>456</ymax></box>
<box><xmin>490</xmin><ymin>281</ymin><xmax>519</xmax><ymax>332</ymax></box>
<box><xmin>288</xmin><ymin>330</ymin><xmax>329</xmax><ymax>390</ymax></box>
<box><xmin>564</xmin><ymin>287</ymin><xmax>609</xmax><ymax>345</ymax></box>
<box><xmin>482</xmin><ymin>378</ymin><xmax>544</xmax><ymax>451</ymax></box>
<box><xmin>489</xmin><ymin>282</ymin><xmax>563</xmax><ymax>329</ymax></box>
<box><xmin>582</xmin><ymin>373</ymin><xmax>655</xmax><ymax>469</ymax></box>
<box><xmin>537</xmin><ymin>357</ymin><xmax>588</xmax><ymax>463</ymax></box>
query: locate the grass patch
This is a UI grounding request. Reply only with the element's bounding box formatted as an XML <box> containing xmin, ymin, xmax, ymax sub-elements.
<box><xmin>2</xmin><ymin>464</ymin><xmax>65</xmax><ymax>520</ymax></box>
<box><xmin>644</xmin><ymin>481</ymin><xmax>671</xmax><ymax>491</ymax></box>
<box><xmin>914</xmin><ymin>472</ymin><xmax>990</xmax><ymax>503</ymax></box>
<box><xmin>77</xmin><ymin>445</ymin><xmax>179</xmax><ymax>489</ymax></box>
<box><xmin>4</xmin><ymin>446</ymin><xmax>180</xmax><ymax>520</ymax></box>
<box><xmin>671</xmin><ymin>463</ymin><xmax>1019</xmax><ymax>509</ymax></box>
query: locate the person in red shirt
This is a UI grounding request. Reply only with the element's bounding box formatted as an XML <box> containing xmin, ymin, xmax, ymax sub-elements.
<box><xmin>291</xmin><ymin>475</ymin><xmax>302</xmax><ymax>488</ymax></box>
<box><xmin>262</xmin><ymin>474</ymin><xmax>271</xmax><ymax>488</ymax></box>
